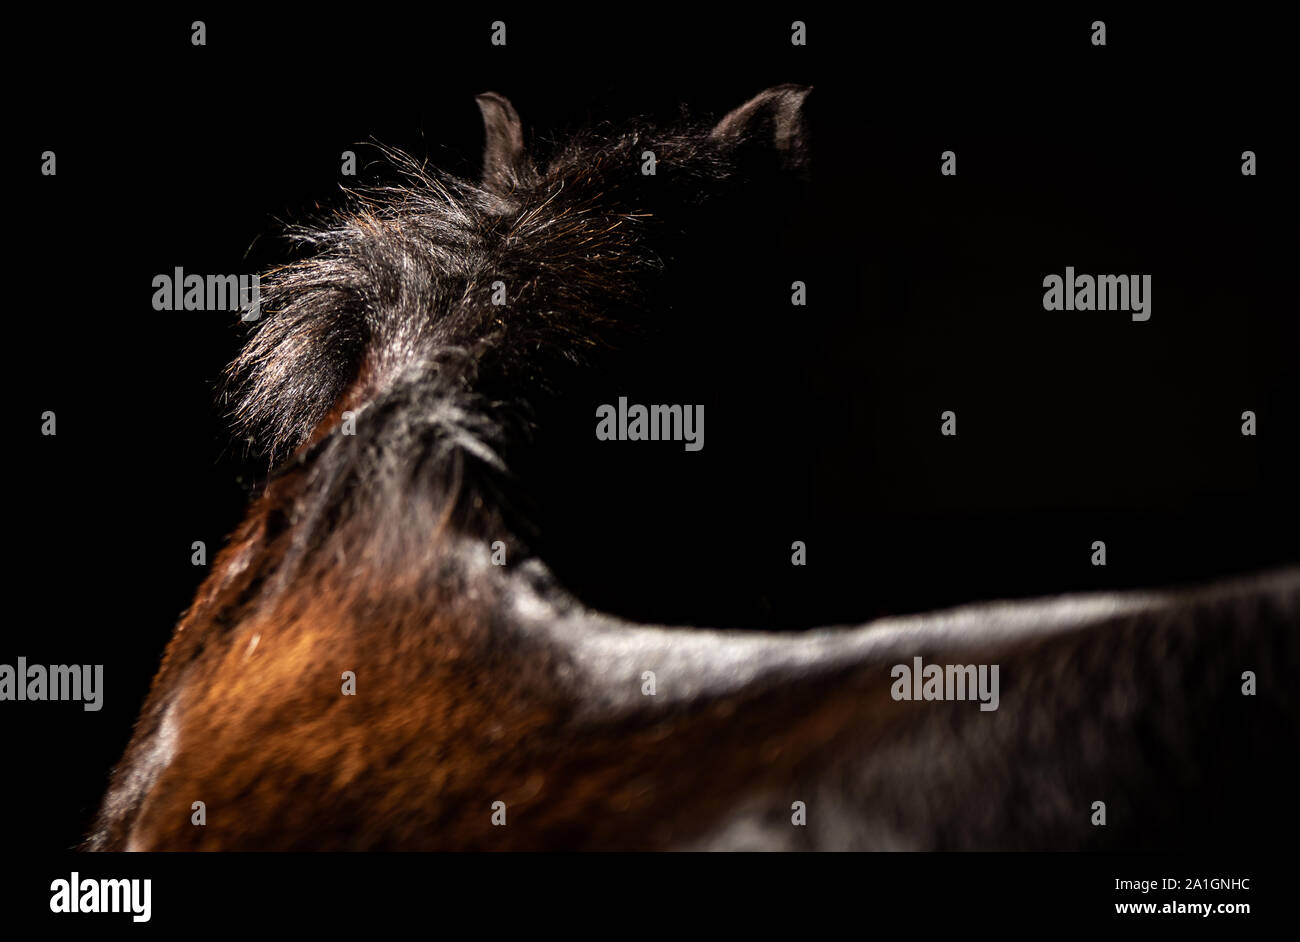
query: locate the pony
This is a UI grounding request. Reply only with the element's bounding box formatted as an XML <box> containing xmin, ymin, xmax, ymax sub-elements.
<box><xmin>88</xmin><ymin>86</ymin><xmax>1299</xmax><ymax>850</ymax></box>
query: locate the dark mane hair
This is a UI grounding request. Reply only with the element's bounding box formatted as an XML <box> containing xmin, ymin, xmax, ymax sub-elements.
<box><xmin>229</xmin><ymin>99</ymin><xmax>803</xmax><ymax>457</ymax></box>
<box><xmin>221</xmin><ymin>87</ymin><xmax>811</xmax><ymax>585</ymax></box>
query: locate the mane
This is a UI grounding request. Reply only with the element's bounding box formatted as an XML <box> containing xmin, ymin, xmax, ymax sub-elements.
<box><xmin>226</xmin><ymin>120</ymin><xmax>734</xmax><ymax>463</ymax></box>
<box><xmin>218</xmin><ymin>114</ymin><xmax>747</xmax><ymax>589</ymax></box>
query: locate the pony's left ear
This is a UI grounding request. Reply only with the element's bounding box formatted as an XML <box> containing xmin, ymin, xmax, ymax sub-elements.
<box><xmin>476</xmin><ymin>92</ymin><xmax>537</xmax><ymax>194</ymax></box>
<box><xmin>710</xmin><ymin>84</ymin><xmax>812</xmax><ymax>168</ymax></box>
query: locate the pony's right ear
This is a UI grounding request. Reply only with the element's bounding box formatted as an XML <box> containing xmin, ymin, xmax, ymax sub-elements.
<box><xmin>476</xmin><ymin>92</ymin><xmax>537</xmax><ymax>194</ymax></box>
<box><xmin>709</xmin><ymin>84</ymin><xmax>812</xmax><ymax>170</ymax></box>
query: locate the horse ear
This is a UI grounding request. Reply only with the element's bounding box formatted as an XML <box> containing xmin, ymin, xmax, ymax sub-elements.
<box><xmin>710</xmin><ymin>84</ymin><xmax>812</xmax><ymax>168</ymax></box>
<box><xmin>476</xmin><ymin>92</ymin><xmax>536</xmax><ymax>194</ymax></box>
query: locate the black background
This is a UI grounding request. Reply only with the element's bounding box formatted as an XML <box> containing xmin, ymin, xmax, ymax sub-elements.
<box><xmin>8</xmin><ymin>5</ymin><xmax>1295</xmax><ymax>886</ymax></box>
